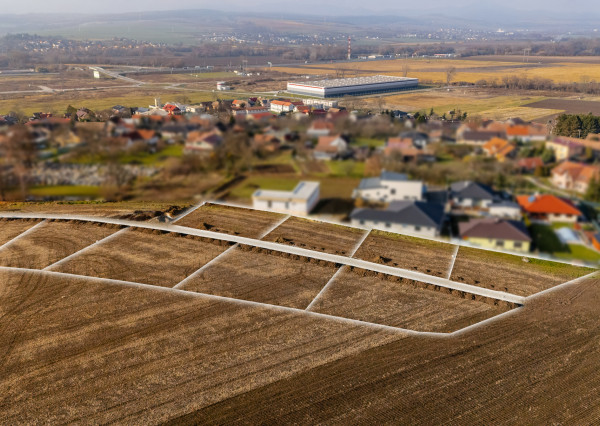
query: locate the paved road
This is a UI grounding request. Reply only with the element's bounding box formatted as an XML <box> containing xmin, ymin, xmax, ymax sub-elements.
<box><xmin>89</xmin><ymin>66</ymin><xmax>144</xmax><ymax>85</ymax></box>
<box><xmin>0</xmin><ymin>212</ymin><xmax>525</xmax><ymax>304</ymax></box>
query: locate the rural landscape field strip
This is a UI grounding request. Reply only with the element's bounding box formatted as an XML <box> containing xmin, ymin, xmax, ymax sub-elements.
<box><xmin>447</xmin><ymin>245</ymin><xmax>460</xmax><ymax>279</ymax></box>
<box><xmin>258</xmin><ymin>214</ymin><xmax>291</xmax><ymax>239</ymax></box>
<box><xmin>49</xmin><ymin>228</ymin><xmax>230</xmax><ymax>287</ymax></box>
<box><xmin>0</xmin><ymin>268</ymin><xmax>402</xmax><ymax>424</ymax></box>
<box><xmin>0</xmin><ymin>212</ymin><xmax>526</xmax><ymax>303</ymax></box>
<box><xmin>172</xmin><ymin>244</ymin><xmax>239</xmax><ymax>289</ymax></box>
<box><xmin>43</xmin><ymin>227</ymin><xmax>129</xmax><ymax>270</ymax></box>
<box><xmin>0</xmin><ymin>218</ymin><xmax>44</xmax><ymax>247</ymax></box>
<box><xmin>0</xmin><ymin>220</ymin><xmax>120</xmax><ymax>269</ymax></box>
<box><xmin>307</xmin><ymin>269</ymin><xmax>511</xmax><ymax>333</ymax></box>
<box><xmin>450</xmin><ymin>246</ymin><xmax>596</xmax><ymax>297</ymax></box>
<box><xmin>178</xmin><ymin>246</ymin><xmax>339</xmax><ymax>309</ymax></box>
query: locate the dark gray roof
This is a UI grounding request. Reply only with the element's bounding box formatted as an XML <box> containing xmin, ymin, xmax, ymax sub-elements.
<box><xmin>351</xmin><ymin>201</ymin><xmax>445</xmax><ymax>228</ymax></box>
<box><xmin>490</xmin><ymin>201</ymin><xmax>520</xmax><ymax>209</ymax></box>
<box><xmin>462</xmin><ymin>130</ymin><xmax>505</xmax><ymax>141</ymax></box>
<box><xmin>357</xmin><ymin>177</ymin><xmax>383</xmax><ymax>190</ymax></box>
<box><xmin>459</xmin><ymin>218</ymin><xmax>531</xmax><ymax>242</ymax></box>
<box><xmin>450</xmin><ymin>181</ymin><xmax>496</xmax><ymax>201</ymax></box>
<box><xmin>380</xmin><ymin>171</ymin><xmax>408</xmax><ymax>182</ymax></box>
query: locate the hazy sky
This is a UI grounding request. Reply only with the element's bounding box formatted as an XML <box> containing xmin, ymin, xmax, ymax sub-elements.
<box><xmin>3</xmin><ymin>0</ymin><xmax>595</xmax><ymax>15</ymax></box>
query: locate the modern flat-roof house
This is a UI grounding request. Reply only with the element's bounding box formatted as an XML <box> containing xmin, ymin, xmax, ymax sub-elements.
<box><xmin>516</xmin><ymin>194</ymin><xmax>582</xmax><ymax>223</ymax></box>
<box><xmin>287</xmin><ymin>75</ymin><xmax>418</xmax><ymax>98</ymax></box>
<box><xmin>459</xmin><ymin>218</ymin><xmax>531</xmax><ymax>253</ymax></box>
<box><xmin>350</xmin><ymin>201</ymin><xmax>445</xmax><ymax>238</ymax></box>
<box><xmin>353</xmin><ymin>171</ymin><xmax>425</xmax><ymax>203</ymax></box>
<box><xmin>450</xmin><ymin>181</ymin><xmax>498</xmax><ymax>210</ymax></box>
<box><xmin>252</xmin><ymin>181</ymin><xmax>320</xmax><ymax>215</ymax></box>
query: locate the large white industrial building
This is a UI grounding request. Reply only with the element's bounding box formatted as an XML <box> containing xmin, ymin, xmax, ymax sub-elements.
<box><xmin>287</xmin><ymin>75</ymin><xmax>418</xmax><ymax>98</ymax></box>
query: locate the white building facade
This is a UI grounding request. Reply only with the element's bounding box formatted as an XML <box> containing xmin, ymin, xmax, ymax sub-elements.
<box><xmin>252</xmin><ymin>181</ymin><xmax>320</xmax><ymax>216</ymax></box>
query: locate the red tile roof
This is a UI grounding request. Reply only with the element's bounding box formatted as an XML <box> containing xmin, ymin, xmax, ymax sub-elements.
<box><xmin>516</xmin><ymin>194</ymin><xmax>581</xmax><ymax>216</ymax></box>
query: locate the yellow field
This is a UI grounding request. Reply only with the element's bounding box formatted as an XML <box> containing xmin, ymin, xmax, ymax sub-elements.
<box><xmin>275</xmin><ymin>58</ymin><xmax>600</xmax><ymax>85</ymax></box>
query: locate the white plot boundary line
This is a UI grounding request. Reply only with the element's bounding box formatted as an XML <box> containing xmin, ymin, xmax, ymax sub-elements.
<box><xmin>0</xmin><ymin>266</ymin><xmax>444</xmax><ymax>338</ymax></box>
<box><xmin>524</xmin><ymin>270</ymin><xmax>599</xmax><ymax>302</ymax></box>
<box><xmin>305</xmin><ymin>265</ymin><xmax>347</xmax><ymax>311</ymax></box>
<box><xmin>0</xmin><ymin>213</ymin><xmax>526</xmax><ymax>304</ymax></box>
<box><xmin>173</xmin><ymin>244</ymin><xmax>238</xmax><ymax>289</ymax></box>
<box><xmin>305</xmin><ymin>230</ymin><xmax>371</xmax><ymax>311</ymax></box>
<box><xmin>447</xmin><ymin>245</ymin><xmax>460</xmax><ymax>280</ymax></box>
<box><xmin>0</xmin><ymin>220</ymin><xmax>46</xmax><ymax>252</ymax></box>
<box><xmin>258</xmin><ymin>215</ymin><xmax>290</xmax><ymax>239</ymax></box>
<box><xmin>43</xmin><ymin>228</ymin><xmax>130</xmax><ymax>271</ymax></box>
<box><xmin>171</xmin><ymin>201</ymin><xmax>206</xmax><ymax>223</ymax></box>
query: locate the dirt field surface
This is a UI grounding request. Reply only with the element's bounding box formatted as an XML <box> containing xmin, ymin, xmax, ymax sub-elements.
<box><xmin>176</xmin><ymin>203</ymin><xmax>286</xmax><ymax>239</ymax></box>
<box><xmin>262</xmin><ymin>216</ymin><xmax>366</xmax><ymax>256</ymax></box>
<box><xmin>353</xmin><ymin>230</ymin><xmax>456</xmax><ymax>278</ymax></box>
<box><xmin>0</xmin><ymin>201</ymin><xmax>188</xmax><ymax>220</ymax></box>
<box><xmin>180</xmin><ymin>246</ymin><xmax>337</xmax><ymax>309</ymax></box>
<box><xmin>525</xmin><ymin>98</ymin><xmax>600</xmax><ymax>115</ymax></box>
<box><xmin>450</xmin><ymin>247</ymin><xmax>596</xmax><ymax>296</ymax></box>
<box><xmin>309</xmin><ymin>268</ymin><xmax>507</xmax><ymax>333</ymax></box>
<box><xmin>0</xmin><ymin>218</ymin><xmax>42</xmax><ymax>246</ymax></box>
<box><xmin>0</xmin><ymin>268</ymin><xmax>399</xmax><ymax>424</ymax></box>
<box><xmin>0</xmin><ymin>220</ymin><xmax>119</xmax><ymax>269</ymax></box>
<box><xmin>50</xmin><ymin>228</ymin><xmax>230</xmax><ymax>287</ymax></box>
<box><xmin>182</xmin><ymin>276</ymin><xmax>600</xmax><ymax>424</ymax></box>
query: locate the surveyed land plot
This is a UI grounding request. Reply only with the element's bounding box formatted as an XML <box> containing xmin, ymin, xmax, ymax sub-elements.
<box><xmin>0</xmin><ymin>218</ymin><xmax>42</xmax><ymax>246</ymax></box>
<box><xmin>307</xmin><ymin>268</ymin><xmax>513</xmax><ymax>333</ymax></box>
<box><xmin>262</xmin><ymin>216</ymin><xmax>366</xmax><ymax>256</ymax></box>
<box><xmin>179</xmin><ymin>246</ymin><xmax>339</xmax><ymax>309</ymax></box>
<box><xmin>0</xmin><ymin>220</ymin><xmax>120</xmax><ymax>269</ymax></box>
<box><xmin>0</xmin><ymin>268</ymin><xmax>399</xmax><ymax>424</ymax></box>
<box><xmin>49</xmin><ymin>228</ymin><xmax>231</xmax><ymax>287</ymax></box>
<box><xmin>353</xmin><ymin>230</ymin><xmax>457</xmax><ymax>278</ymax></box>
<box><xmin>450</xmin><ymin>247</ymin><xmax>596</xmax><ymax>297</ymax></box>
<box><xmin>177</xmin><ymin>203</ymin><xmax>286</xmax><ymax>239</ymax></box>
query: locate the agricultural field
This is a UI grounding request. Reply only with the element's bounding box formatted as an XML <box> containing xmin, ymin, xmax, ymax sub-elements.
<box><xmin>450</xmin><ymin>247</ymin><xmax>596</xmax><ymax>296</ymax></box>
<box><xmin>194</xmin><ymin>274</ymin><xmax>600</xmax><ymax>424</ymax></box>
<box><xmin>0</xmin><ymin>220</ymin><xmax>120</xmax><ymax>269</ymax></box>
<box><xmin>179</xmin><ymin>246</ymin><xmax>338</xmax><ymax>309</ymax></box>
<box><xmin>308</xmin><ymin>268</ymin><xmax>509</xmax><ymax>333</ymax></box>
<box><xmin>49</xmin><ymin>228</ymin><xmax>230</xmax><ymax>286</ymax></box>
<box><xmin>176</xmin><ymin>203</ymin><xmax>286</xmax><ymax>239</ymax></box>
<box><xmin>262</xmin><ymin>216</ymin><xmax>367</xmax><ymax>255</ymax></box>
<box><xmin>353</xmin><ymin>230</ymin><xmax>456</xmax><ymax>278</ymax></box>
<box><xmin>0</xmin><ymin>218</ymin><xmax>42</xmax><ymax>246</ymax></box>
<box><xmin>524</xmin><ymin>98</ymin><xmax>600</xmax><ymax>115</ymax></box>
<box><xmin>0</xmin><ymin>200</ymin><xmax>188</xmax><ymax>220</ymax></box>
<box><xmin>131</xmin><ymin>71</ymin><xmax>233</xmax><ymax>83</ymax></box>
<box><xmin>0</xmin><ymin>268</ymin><xmax>398</xmax><ymax>424</ymax></box>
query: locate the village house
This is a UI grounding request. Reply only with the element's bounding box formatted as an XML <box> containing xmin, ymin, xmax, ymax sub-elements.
<box><xmin>516</xmin><ymin>194</ymin><xmax>582</xmax><ymax>223</ymax></box>
<box><xmin>546</xmin><ymin>137</ymin><xmax>585</xmax><ymax>161</ymax></box>
<box><xmin>307</xmin><ymin>120</ymin><xmax>335</xmax><ymax>137</ymax></box>
<box><xmin>459</xmin><ymin>218</ymin><xmax>531</xmax><ymax>253</ymax></box>
<box><xmin>518</xmin><ymin>157</ymin><xmax>545</xmax><ymax>173</ymax></box>
<box><xmin>350</xmin><ymin>200</ymin><xmax>445</xmax><ymax>238</ymax></box>
<box><xmin>482</xmin><ymin>137</ymin><xmax>517</xmax><ymax>162</ymax></box>
<box><xmin>551</xmin><ymin>161</ymin><xmax>600</xmax><ymax>194</ymax></box>
<box><xmin>252</xmin><ymin>181</ymin><xmax>320</xmax><ymax>215</ymax></box>
<box><xmin>385</xmin><ymin>137</ymin><xmax>435</xmax><ymax>163</ymax></box>
<box><xmin>184</xmin><ymin>129</ymin><xmax>223</xmax><ymax>154</ymax></box>
<box><xmin>313</xmin><ymin>134</ymin><xmax>349</xmax><ymax>160</ymax></box>
<box><xmin>450</xmin><ymin>181</ymin><xmax>499</xmax><ymax>210</ymax></box>
<box><xmin>505</xmin><ymin>122</ymin><xmax>547</xmax><ymax>142</ymax></box>
<box><xmin>353</xmin><ymin>171</ymin><xmax>425</xmax><ymax>203</ymax></box>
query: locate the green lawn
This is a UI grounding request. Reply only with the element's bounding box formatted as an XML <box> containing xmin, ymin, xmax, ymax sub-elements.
<box><xmin>550</xmin><ymin>222</ymin><xmax>577</xmax><ymax>230</ymax></box>
<box><xmin>228</xmin><ymin>176</ymin><xmax>299</xmax><ymax>199</ymax></box>
<box><xmin>28</xmin><ymin>185</ymin><xmax>101</xmax><ymax>198</ymax></box>
<box><xmin>327</xmin><ymin>160</ymin><xmax>365</xmax><ymax>178</ymax></box>
<box><xmin>530</xmin><ymin>223</ymin><xmax>566</xmax><ymax>254</ymax></box>
<box><xmin>554</xmin><ymin>245</ymin><xmax>600</xmax><ymax>263</ymax></box>
<box><xmin>354</xmin><ymin>138</ymin><xmax>385</xmax><ymax>148</ymax></box>
<box><xmin>119</xmin><ymin>144</ymin><xmax>183</xmax><ymax>166</ymax></box>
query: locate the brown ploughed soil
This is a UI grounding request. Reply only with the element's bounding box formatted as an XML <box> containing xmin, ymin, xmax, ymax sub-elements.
<box><xmin>353</xmin><ymin>230</ymin><xmax>457</xmax><ymax>277</ymax></box>
<box><xmin>179</xmin><ymin>245</ymin><xmax>338</xmax><ymax>309</ymax></box>
<box><xmin>309</xmin><ymin>268</ymin><xmax>508</xmax><ymax>333</ymax></box>
<box><xmin>0</xmin><ymin>218</ymin><xmax>42</xmax><ymax>246</ymax></box>
<box><xmin>450</xmin><ymin>247</ymin><xmax>596</xmax><ymax>296</ymax></box>
<box><xmin>49</xmin><ymin>228</ymin><xmax>230</xmax><ymax>287</ymax></box>
<box><xmin>176</xmin><ymin>203</ymin><xmax>285</xmax><ymax>239</ymax></box>
<box><xmin>0</xmin><ymin>268</ymin><xmax>399</xmax><ymax>424</ymax></box>
<box><xmin>262</xmin><ymin>216</ymin><xmax>366</xmax><ymax>256</ymax></box>
<box><xmin>0</xmin><ymin>220</ymin><xmax>120</xmax><ymax>269</ymax></box>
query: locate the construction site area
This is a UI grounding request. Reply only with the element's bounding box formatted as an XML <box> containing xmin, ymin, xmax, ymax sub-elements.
<box><xmin>0</xmin><ymin>202</ymin><xmax>598</xmax><ymax>423</ymax></box>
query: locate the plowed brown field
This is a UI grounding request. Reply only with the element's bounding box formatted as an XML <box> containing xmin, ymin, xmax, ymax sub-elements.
<box><xmin>450</xmin><ymin>247</ymin><xmax>595</xmax><ymax>296</ymax></box>
<box><xmin>0</xmin><ymin>218</ymin><xmax>42</xmax><ymax>246</ymax></box>
<box><xmin>50</xmin><ymin>228</ymin><xmax>230</xmax><ymax>286</ymax></box>
<box><xmin>177</xmin><ymin>203</ymin><xmax>285</xmax><ymax>239</ymax></box>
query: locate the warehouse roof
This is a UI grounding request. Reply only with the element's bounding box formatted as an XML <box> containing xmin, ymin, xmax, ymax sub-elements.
<box><xmin>289</xmin><ymin>75</ymin><xmax>418</xmax><ymax>89</ymax></box>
